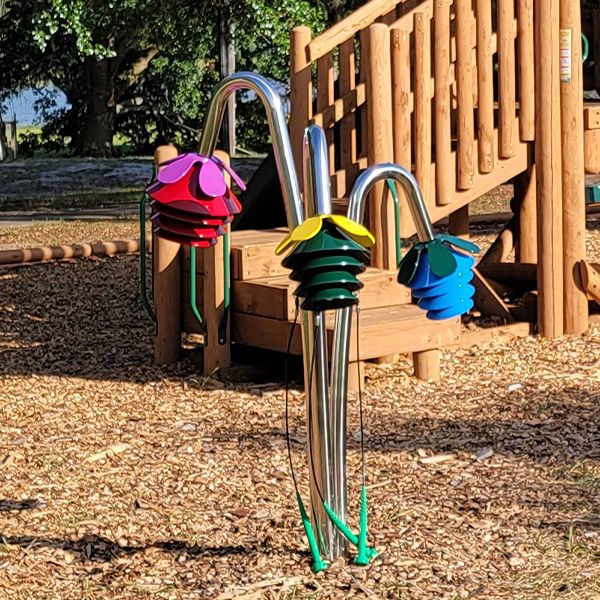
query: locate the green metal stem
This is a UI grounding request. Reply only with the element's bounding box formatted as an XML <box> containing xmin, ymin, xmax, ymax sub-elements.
<box><xmin>297</xmin><ymin>492</ymin><xmax>328</xmax><ymax>573</ymax></box>
<box><xmin>218</xmin><ymin>230</ymin><xmax>231</xmax><ymax>345</ymax></box>
<box><xmin>189</xmin><ymin>247</ymin><xmax>207</xmax><ymax>336</ymax></box>
<box><xmin>139</xmin><ymin>192</ymin><xmax>155</xmax><ymax>322</ymax></box>
<box><xmin>322</xmin><ymin>499</ymin><xmax>377</xmax><ymax>562</ymax></box>
<box><xmin>386</xmin><ymin>179</ymin><xmax>402</xmax><ymax>267</ymax></box>
<box><xmin>354</xmin><ymin>485</ymin><xmax>377</xmax><ymax>565</ymax></box>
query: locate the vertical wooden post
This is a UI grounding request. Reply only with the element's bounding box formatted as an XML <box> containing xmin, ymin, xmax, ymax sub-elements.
<box><xmin>390</xmin><ymin>27</ymin><xmax>410</xmax><ymax>150</ymax></box>
<box><xmin>498</xmin><ymin>0</ymin><xmax>516</xmax><ymax>157</ymax></box>
<box><xmin>290</xmin><ymin>26</ymin><xmax>313</xmax><ymax>184</ymax></box>
<box><xmin>518</xmin><ymin>0</ymin><xmax>536</xmax><ymax>141</ymax></box>
<box><xmin>366</xmin><ymin>23</ymin><xmax>395</xmax><ymax>270</ymax></box>
<box><xmin>317</xmin><ymin>52</ymin><xmax>336</xmax><ymax>175</ymax></box>
<box><xmin>560</xmin><ymin>0</ymin><xmax>588</xmax><ymax>335</ymax></box>
<box><xmin>9</xmin><ymin>119</ymin><xmax>17</xmax><ymax>158</ymax></box>
<box><xmin>476</xmin><ymin>0</ymin><xmax>494</xmax><ymax>172</ymax></box>
<box><xmin>153</xmin><ymin>144</ymin><xmax>181</xmax><ymax>364</ymax></box>
<box><xmin>339</xmin><ymin>38</ymin><xmax>357</xmax><ymax>199</ymax></box>
<box><xmin>514</xmin><ymin>155</ymin><xmax>538</xmax><ymax>263</ymax></box>
<box><xmin>414</xmin><ymin>349</ymin><xmax>441</xmax><ymax>381</ymax></box>
<box><xmin>202</xmin><ymin>149</ymin><xmax>231</xmax><ymax>373</ymax></box>
<box><xmin>414</xmin><ymin>13</ymin><xmax>432</xmax><ymax>208</ymax></box>
<box><xmin>535</xmin><ymin>0</ymin><xmax>564</xmax><ymax>337</ymax></box>
<box><xmin>456</xmin><ymin>0</ymin><xmax>474</xmax><ymax>190</ymax></box>
<box><xmin>435</xmin><ymin>0</ymin><xmax>452</xmax><ymax>204</ymax></box>
<box><xmin>448</xmin><ymin>206</ymin><xmax>470</xmax><ymax>239</ymax></box>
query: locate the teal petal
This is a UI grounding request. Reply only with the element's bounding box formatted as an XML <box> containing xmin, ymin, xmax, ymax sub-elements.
<box><xmin>398</xmin><ymin>245</ymin><xmax>423</xmax><ymax>285</ymax></box>
<box><xmin>427</xmin><ymin>240</ymin><xmax>457</xmax><ymax>277</ymax></box>
<box><xmin>437</xmin><ymin>234</ymin><xmax>480</xmax><ymax>254</ymax></box>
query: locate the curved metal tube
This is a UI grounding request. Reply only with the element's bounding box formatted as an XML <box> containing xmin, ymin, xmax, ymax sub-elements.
<box><xmin>329</xmin><ymin>165</ymin><xmax>436</xmax><ymax>519</ymax></box>
<box><xmin>347</xmin><ymin>163</ymin><xmax>435</xmax><ymax>243</ymax></box>
<box><xmin>301</xmin><ymin>126</ymin><xmax>342</xmax><ymax>559</ymax></box>
<box><xmin>197</xmin><ymin>72</ymin><xmax>303</xmax><ymax>229</ymax></box>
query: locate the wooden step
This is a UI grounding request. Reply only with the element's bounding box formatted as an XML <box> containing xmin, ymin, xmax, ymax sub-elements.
<box><xmin>231</xmin><ymin>304</ymin><xmax>460</xmax><ymax>361</ymax></box>
<box><xmin>183</xmin><ymin>267</ymin><xmax>411</xmax><ymax>328</ymax></box>
<box><xmin>233</xmin><ymin>267</ymin><xmax>411</xmax><ymax>320</ymax></box>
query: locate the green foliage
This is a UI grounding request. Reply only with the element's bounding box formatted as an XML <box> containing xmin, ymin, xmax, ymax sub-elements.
<box><xmin>0</xmin><ymin>0</ymin><xmax>329</xmax><ymax>155</ymax></box>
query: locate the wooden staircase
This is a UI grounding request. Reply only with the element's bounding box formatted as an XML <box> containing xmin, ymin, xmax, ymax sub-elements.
<box><xmin>182</xmin><ymin>229</ymin><xmax>461</xmax><ymax>368</ymax></box>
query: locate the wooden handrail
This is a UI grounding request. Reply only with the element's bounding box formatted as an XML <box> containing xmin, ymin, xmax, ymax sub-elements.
<box><xmin>308</xmin><ymin>0</ymin><xmax>400</xmax><ymax>61</ymax></box>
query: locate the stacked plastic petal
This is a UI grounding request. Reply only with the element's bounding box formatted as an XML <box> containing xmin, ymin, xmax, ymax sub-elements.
<box><xmin>146</xmin><ymin>153</ymin><xmax>246</xmax><ymax>247</ymax></box>
<box><xmin>397</xmin><ymin>235</ymin><xmax>479</xmax><ymax>320</ymax></box>
<box><xmin>276</xmin><ymin>215</ymin><xmax>375</xmax><ymax>312</ymax></box>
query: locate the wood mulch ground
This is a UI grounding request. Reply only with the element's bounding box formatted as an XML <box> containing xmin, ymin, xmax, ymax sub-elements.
<box><xmin>1</xmin><ymin>214</ymin><xmax>600</xmax><ymax>599</ymax></box>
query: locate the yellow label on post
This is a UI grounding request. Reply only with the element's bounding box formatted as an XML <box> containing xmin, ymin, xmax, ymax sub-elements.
<box><xmin>560</xmin><ymin>29</ymin><xmax>572</xmax><ymax>84</ymax></box>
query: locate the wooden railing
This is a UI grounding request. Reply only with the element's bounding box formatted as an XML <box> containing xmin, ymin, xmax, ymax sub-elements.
<box><xmin>289</xmin><ymin>0</ymin><xmax>536</xmax><ymax>269</ymax></box>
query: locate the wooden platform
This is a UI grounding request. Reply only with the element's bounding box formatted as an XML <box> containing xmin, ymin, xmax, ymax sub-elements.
<box><xmin>180</xmin><ymin>229</ymin><xmax>475</xmax><ymax>363</ymax></box>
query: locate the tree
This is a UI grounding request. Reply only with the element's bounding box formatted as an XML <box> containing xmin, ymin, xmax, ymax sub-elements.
<box><xmin>0</xmin><ymin>0</ymin><xmax>326</xmax><ymax>156</ymax></box>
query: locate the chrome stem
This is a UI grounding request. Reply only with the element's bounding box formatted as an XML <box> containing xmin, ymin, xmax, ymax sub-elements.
<box><xmin>197</xmin><ymin>72</ymin><xmax>303</xmax><ymax>229</ymax></box>
<box><xmin>301</xmin><ymin>125</ymin><xmax>344</xmax><ymax>559</ymax></box>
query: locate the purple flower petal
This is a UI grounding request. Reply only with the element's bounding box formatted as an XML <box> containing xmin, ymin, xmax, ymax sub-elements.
<box><xmin>210</xmin><ymin>156</ymin><xmax>247</xmax><ymax>191</ymax></box>
<box><xmin>157</xmin><ymin>153</ymin><xmax>203</xmax><ymax>184</ymax></box>
<box><xmin>198</xmin><ymin>159</ymin><xmax>227</xmax><ymax>197</ymax></box>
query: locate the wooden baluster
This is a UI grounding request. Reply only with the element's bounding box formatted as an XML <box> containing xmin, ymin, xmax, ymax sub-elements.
<box><xmin>498</xmin><ymin>0</ymin><xmax>516</xmax><ymax>157</ymax></box>
<box><xmin>359</xmin><ymin>29</ymin><xmax>370</xmax><ymax>160</ymax></box>
<box><xmin>391</xmin><ymin>27</ymin><xmax>414</xmax><ymax>237</ymax></box>
<box><xmin>518</xmin><ymin>0</ymin><xmax>535</xmax><ymax>141</ymax></box>
<box><xmin>476</xmin><ymin>0</ymin><xmax>494</xmax><ymax>173</ymax></box>
<box><xmin>365</xmin><ymin>23</ymin><xmax>395</xmax><ymax>270</ymax></box>
<box><xmin>317</xmin><ymin>51</ymin><xmax>336</xmax><ymax>182</ymax></box>
<box><xmin>338</xmin><ymin>38</ymin><xmax>357</xmax><ymax>199</ymax></box>
<box><xmin>434</xmin><ymin>0</ymin><xmax>452</xmax><ymax>205</ymax></box>
<box><xmin>414</xmin><ymin>13</ymin><xmax>432</xmax><ymax>208</ymax></box>
<box><xmin>456</xmin><ymin>0</ymin><xmax>474</xmax><ymax>189</ymax></box>
<box><xmin>290</xmin><ymin>26</ymin><xmax>313</xmax><ymax>184</ymax></box>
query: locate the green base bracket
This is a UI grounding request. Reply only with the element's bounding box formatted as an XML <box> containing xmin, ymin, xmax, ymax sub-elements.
<box><xmin>323</xmin><ymin>485</ymin><xmax>378</xmax><ymax>566</ymax></box>
<box><xmin>297</xmin><ymin>492</ymin><xmax>328</xmax><ymax>573</ymax></box>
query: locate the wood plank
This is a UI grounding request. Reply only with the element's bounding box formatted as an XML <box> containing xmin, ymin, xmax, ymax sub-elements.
<box><xmin>471</xmin><ymin>268</ymin><xmax>514</xmax><ymax>321</ymax></box>
<box><xmin>232</xmin><ymin>304</ymin><xmax>460</xmax><ymax>361</ymax></box>
<box><xmin>233</xmin><ymin>268</ymin><xmax>411</xmax><ymax>321</ymax></box>
<box><xmin>476</xmin><ymin>0</ymin><xmax>495</xmax><ymax>172</ymax></box>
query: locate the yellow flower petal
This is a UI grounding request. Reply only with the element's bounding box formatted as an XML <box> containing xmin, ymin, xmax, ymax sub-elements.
<box><xmin>327</xmin><ymin>215</ymin><xmax>376</xmax><ymax>247</ymax></box>
<box><xmin>289</xmin><ymin>216</ymin><xmax>325</xmax><ymax>242</ymax></box>
<box><xmin>275</xmin><ymin>233</ymin><xmax>296</xmax><ymax>256</ymax></box>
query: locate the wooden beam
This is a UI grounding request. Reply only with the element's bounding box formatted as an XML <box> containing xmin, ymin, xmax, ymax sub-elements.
<box><xmin>534</xmin><ymin>0</ymin><xmax>564</xmax><ymax>337</ymax></box>
<box><xmin>153</xmin><ymin>144</ymin><xmax>181</xmax><ymax>364</ymax></box>
<box><xmin>560</xmin><ymin>0</ymin><xmax>588</xmax><ymax>335</ymax></box>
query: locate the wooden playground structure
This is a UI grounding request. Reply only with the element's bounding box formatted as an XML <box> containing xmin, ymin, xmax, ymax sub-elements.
<box><xmin>152</xmin><ymin>0</ymin><xmax>599</xmax><ymax>382</ymax></box>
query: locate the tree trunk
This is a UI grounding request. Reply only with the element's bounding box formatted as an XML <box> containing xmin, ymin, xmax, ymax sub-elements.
<box><xmin>78</xmin><ymin>57</ymin><xmax>115</xmax><ymax>157</ymax></box>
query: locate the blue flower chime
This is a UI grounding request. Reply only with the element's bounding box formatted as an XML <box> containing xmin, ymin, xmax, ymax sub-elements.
<box><xmin>398</xmin><ymin>234</ymin><xmax>479</xmax><ymax>320</ymax></box>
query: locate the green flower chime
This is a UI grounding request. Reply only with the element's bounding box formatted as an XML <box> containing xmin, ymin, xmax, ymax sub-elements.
<box><xmin>276</xmin><ymin>215</ymin><xmax>375</xmax><ymax>311</ymax></box>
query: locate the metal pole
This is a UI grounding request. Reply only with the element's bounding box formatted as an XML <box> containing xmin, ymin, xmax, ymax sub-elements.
<box><xmin>329</xmin><ymin>165</ymin><xmax>436</xmax><ymax>544</ymax></box>
<box><xmin>301</xmin><ymin>126</ymin><xmax>345</xmax><ymax>558</ymax></box>
<box><xmin>197</xmin><ymin>72</ymin><xmax>303</xmax><ymax>229</ymax></box>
